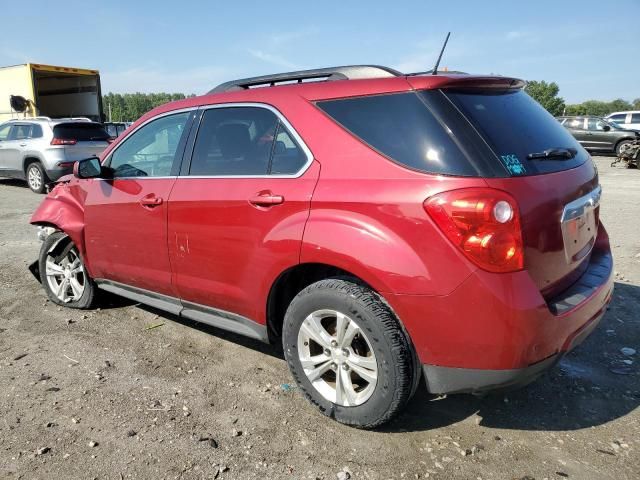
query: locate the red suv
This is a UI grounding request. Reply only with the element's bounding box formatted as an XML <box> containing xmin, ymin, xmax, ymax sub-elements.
<box><xmin>30</xmin><ymin>66</ymin><xmax>613</xmax><ymax>428</ymax></box>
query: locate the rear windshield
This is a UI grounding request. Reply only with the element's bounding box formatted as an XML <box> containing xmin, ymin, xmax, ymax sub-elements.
<box><xmin>53</xmin><ymin>123</ymin><xmax>110</xmax><ymax>141</ymax></box>
<box><xmin>317</xmin><ymin>89</ymin><xmax>588</xmax><ymax>177</ymax></box>
<box><xmin>444</xmin><ymin>89</ymin><xmax>587</xmax><ymax>175</ymax></box>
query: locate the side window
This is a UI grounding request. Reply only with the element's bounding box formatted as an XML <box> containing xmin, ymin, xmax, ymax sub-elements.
<box><xmin>587</xmin><ymin>118</ymin><xmax>606</xmax><ymax>131</ymax></box>
<box><xmin>9</xmin><ymin>124</ymin><xmax>32</xmax><ymax>140</ymax></box>
<box><xmin>270</xmin><ymin>123</ymin><xmax>307</xmax><ymax>174</ymax></box>
<box><xmin>189</xmin><ymin>107</ymin><xmax>279</xmax><ymax>176</ymax></box>
<box><xmin>31</xmin><ymin>124</ymin><xmax>43</xmax><ymax>138</ymax></box>
<box><xmin>631</xmin><ymin>113</ymin><xmax>640</xmax><ymax>124</ymax></box>
<box><xmin>108</xmin><ymin>112</ymin><xmax>190</xmax><ymax>178</ymax></box>
<box><xmin>609</xmin><ymin>114</ymin><xmax>626</xmax><ymax>125</ymax></box>
<box><xmin>565</xmin><ymin>118</ymin><xmax>583</xmax><ymax>130</ymax></box>
<box><xmin>0</xmin><ymin>124</ymin><xmax>11</xmax><ymax>141</ymax></box>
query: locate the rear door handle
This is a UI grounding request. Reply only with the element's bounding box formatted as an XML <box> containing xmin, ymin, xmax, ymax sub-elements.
<box><xmin>249</xmin><ymin>192</ymin><xmax>284</xmax><ymax>207</ymax></box>
<box><xmin>140</xmin><ymin>194</ymin><xmax>163</xmax><ymax>208</ymax></box>
<box><xmin>19</xmin><ymin>143</ymin><xmax>27</xmax><ymax>147</ymax></box>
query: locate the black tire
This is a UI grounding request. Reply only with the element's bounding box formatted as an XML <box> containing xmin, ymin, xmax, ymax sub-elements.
<box><xmin>25</xmin><ymin>161</ymin><xmax>48</xmax><ymax>194</ymax></box>
<box><xmin>282</xmin><ymin>278</ymin><xmax>417</xmax><ymax>428</ymax></box>
<box><xmin>615</xmin><ymin>140</ymin><xmax>633</xmax><ymax>157</ymax></box>
<box><xmin>38</xmin><ymin>232</ymin><xmax>97</xmax><ymax>309</ymax></box>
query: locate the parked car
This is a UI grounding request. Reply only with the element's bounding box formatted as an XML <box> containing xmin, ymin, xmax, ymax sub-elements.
<box><xmin>102</xmin><ymin>122</ymin><xmax>131</xmax><ymax>138</ymax></box>
<box><xmin>557</xmin><ymin>115</ymin><xmax>639</xmax><ymax>155</ymax></box>
<box><xmin>29</xmin><ymin>66</ymin><xmax>613</xmax><ymax>428</ymax></box>
<box><xmin>605</xmin><ymin>111</ymin><xmax>640</xmax><ymax>130</ymax></box>
<box><xmin>0</xmin><ymin>117</ymin><xmax>111</xmax><ymax>193</ymax></box>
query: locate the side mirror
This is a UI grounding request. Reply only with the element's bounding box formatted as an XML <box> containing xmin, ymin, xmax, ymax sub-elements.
<box><xmin>602</xmin><ymin>125</ymin><xmax>611</xmax><ymax>132</ymax></box>
<box><xmin>74</xmin><ymin>157</ymin><xmax>102</xmax><ymax>179</ymax></box>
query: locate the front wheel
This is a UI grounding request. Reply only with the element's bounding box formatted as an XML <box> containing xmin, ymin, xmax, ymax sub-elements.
<box><xmin>282</xmin><ymin>278</ymin><xmax>417</xmax><ymax>428</ymax></box>
<box><xmin>615</xmin><ymin>140</ymin><xmax>633</xmax><ymax>157</ymax></box>
<box><xmin>38</xmin><ymin>232</ymin><xmax>97</xmax><ymax>309</ymax></box>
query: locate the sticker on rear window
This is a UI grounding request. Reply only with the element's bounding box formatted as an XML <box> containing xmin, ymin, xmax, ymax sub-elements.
<box><xmin>500</xmin><ymin>154</ymin><xmax>526</xmax><ymax>176</ymax></box>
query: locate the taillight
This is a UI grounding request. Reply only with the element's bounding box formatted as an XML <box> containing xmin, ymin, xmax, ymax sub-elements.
<box><xmin>51</xmin><ymin>138</ymin><xmax>77</xmax><ymax>145</ymax></box>
<box><xmin>424</xmin><ymin>188</ymin><xmax>524</xmax><ymax>273</ymax></box>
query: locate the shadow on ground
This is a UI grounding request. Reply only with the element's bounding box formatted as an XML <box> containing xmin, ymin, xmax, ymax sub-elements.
<box><xmin>92</xmin><ymin>277</ymin><xmax>640</xmax><ymax>432</ymax></box>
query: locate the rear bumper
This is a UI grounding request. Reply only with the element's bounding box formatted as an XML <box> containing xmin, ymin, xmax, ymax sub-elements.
<box><xmin>386</xmin><ymin>233</ymin><xmax>613</xmax><ymax>394</ymax></box>
<box><xmin>422</xmin><ymin>296</ymin><xmax>606</xmax><ymax>394</ymax></box>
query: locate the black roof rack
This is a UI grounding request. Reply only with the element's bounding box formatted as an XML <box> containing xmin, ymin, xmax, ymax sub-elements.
<box><xmin>208</xmin><ymin>65</ymin><xmax>402</xmax><ymax>94</ymax></box>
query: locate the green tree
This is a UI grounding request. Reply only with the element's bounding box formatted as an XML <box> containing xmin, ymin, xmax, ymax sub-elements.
<box><xmin>525</xmin><ymin>80</ymin><xmax>565</xmax><ymax>116</ymax></box>
<box><xmin>102</xmin><ymin>92</ymin><xmax>195</xmax><ymax>122</ymax></box>
<box><xmin>632</xmin><ymin>98</ymin><xmax>640</xmax><ymax>110</ymax></box>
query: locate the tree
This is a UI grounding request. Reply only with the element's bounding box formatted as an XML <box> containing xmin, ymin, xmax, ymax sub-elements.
<box><xmin>525</xmin><ymin>80</ymin><xmax>565</xmax><ymax>116</ymax></box>
<box><xmin>102</xmin><ymin>92</ymin><xmax>195</xmax><ymax>122</ymax></box>
<box><xmin>633</xmin><ymin>98</ymin><xmax>640</xmax><ymax>110</ymax></box>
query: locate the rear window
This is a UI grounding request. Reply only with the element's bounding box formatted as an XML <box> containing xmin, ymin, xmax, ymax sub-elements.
<box><xmin>445</xmin><ymin>89</ymin><xmax>587</xmax><ymax>175</ymax></box>
<box><xmin>317</xmin><ymin>92</ymin><xmax>478</xmax><ymax>176</ymax></box>
<box><xmin>53</xmin><ymin>123</ymin><xmax>110</xmax><ymax>141</ymax></box>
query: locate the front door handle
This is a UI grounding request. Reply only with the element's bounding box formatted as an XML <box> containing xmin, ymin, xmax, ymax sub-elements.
<box><xmin>249</xmin><ymin>192</ymin><xmax>284</xmax><ymax>207</ymax></box>
<box><xmin>140</xmin><ymin>194</ymin><xmax>163</xmax><ymax>208</ymax></box>
<box><xmin>19</xmin><ymin>142</ymin><xmax>27</xmax><ymax>147</ymax></box>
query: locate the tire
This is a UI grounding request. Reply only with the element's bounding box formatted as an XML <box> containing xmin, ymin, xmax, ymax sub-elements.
<box><xmin>615</xmin><ymin>140</ymin><xmax>633</xmax><ymax>157</ymax></box>
<box><xmin>25</xmin><ymin>161</ymin><xmax>48</xmax><ymax>194</ymax></box>
<box><xmin>38</xmin><ymin>232</ymin><xmax>97</xmax><ymax>309</ymax></box>
<box><xmin>282</xmin><ymin>278</ymin><xmax>417</xmax><ymax>428</ymax></box>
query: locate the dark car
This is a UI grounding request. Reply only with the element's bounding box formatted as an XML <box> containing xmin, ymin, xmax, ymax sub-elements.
<box><xmin>558</xmin><ymin>116</ymin><xmax>639</xmax><ymax>155</ymax></box>
<box><xmin>29</xmin><ymin>66</ymin><xmax>613</xmax><ymax>428</ymax></box>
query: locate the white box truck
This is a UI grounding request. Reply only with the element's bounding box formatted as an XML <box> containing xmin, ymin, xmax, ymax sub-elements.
<box><xmin>0</xmin><ymin>63</ymin><xmax>104</xmax><ymax>122</ymax></box>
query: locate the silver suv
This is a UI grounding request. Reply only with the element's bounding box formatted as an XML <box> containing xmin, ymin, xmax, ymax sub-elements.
<box><xmin>0</xmin><ymin>117</ymin><xmax>110</xmax><ymax>193</ymax></box>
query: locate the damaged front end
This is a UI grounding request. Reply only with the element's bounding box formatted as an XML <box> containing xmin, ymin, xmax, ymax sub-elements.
<box><xmin>29</xmin><ymin>177</ymin><xmax>89</xmax><ymax>282</ymax></box>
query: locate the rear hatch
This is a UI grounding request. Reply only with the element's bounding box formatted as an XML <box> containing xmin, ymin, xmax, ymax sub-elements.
<box><xmin>52</xmin><ymin>122</ymin><xmax>111</xmax><ymax>161</ymax></box>
<box><xmin>440</xmin><ymin>87</ymin><xmax>599</xmax><ymax>295</ymax></box>
<box><xmin>317</xmin><ymin>81</ymin><xmax>600</xmax><ymax>296</ymax></box>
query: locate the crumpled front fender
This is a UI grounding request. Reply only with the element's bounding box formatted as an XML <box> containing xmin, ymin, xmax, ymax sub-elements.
<box><xmin>30</xmin><ymin>180</ymin><xmax>90</xmax><ymax>273</ymax></box>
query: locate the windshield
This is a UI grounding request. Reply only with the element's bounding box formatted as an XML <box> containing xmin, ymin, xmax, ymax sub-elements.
<box><xmin>444</xmin><ymin>89</ymin><xmax>588</xmax><ymax>175</ymax></box>
<box><xmin>53</xmin><ymin>123</ymin><xmax>110</xmax><ymax>141</ymax></box>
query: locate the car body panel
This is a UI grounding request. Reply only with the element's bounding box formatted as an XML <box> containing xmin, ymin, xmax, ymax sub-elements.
<box><xmin>168</xmin><ymin>161</ymin><xmax>321</xmax><ymax>324</ymax></box>
<box><xmin>83</xmin><ymin>177</ymin><xmax>178</xmax><ymax>296</ymax></box>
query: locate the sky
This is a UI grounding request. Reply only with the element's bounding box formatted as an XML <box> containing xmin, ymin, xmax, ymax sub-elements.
<box><xmin>1</xmin><ymin>0</ymin><xmax>638</xmax><ymax>104</ymax></box>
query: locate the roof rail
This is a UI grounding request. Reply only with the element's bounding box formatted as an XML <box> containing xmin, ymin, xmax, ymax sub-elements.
<box><xmin>32</xmin><ymin>116</ymin><xmax>52</xmax><ymax>121</ymax></box>
<box><xmin>208</xmin><ymin>65</ymin><xmax>402</xmax><ymax>94</ymax></box>
<box><xmin>55</xmin><ymin>117</ymin><xmax>92</xmax><ymax>122</ymax></box>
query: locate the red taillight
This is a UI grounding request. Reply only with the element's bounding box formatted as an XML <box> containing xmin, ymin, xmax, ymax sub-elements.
<box><xmin>424</xmin><ymin>188</ymin><xmax>524</xmax><ymax>273</ymax></box>
<box><xmin>51</xmin><ymin>138</ymin><xmax>77</xmax><ymax>145</ymax></box>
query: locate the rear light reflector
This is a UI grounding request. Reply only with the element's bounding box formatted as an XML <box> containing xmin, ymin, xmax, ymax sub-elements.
<box><xmin>424</xmin><ymin>188</ymin><xmax>524</xmax><ymax>273</ymax></box>
<box><xmin>51</xmin><ymin>138</ymin><xmax>77</xmax><ymax>145</ymax></box>
<box><xmin>56</xmin><ymin>161</ymin><xmax>75</xmax><ymax>168</ymax></box>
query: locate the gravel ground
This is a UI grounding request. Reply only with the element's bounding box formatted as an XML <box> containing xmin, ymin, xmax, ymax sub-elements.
<box><xmin>0</xmin><ymin>156</ymin><xmax>638</xmax><ymax>480</ymax></box>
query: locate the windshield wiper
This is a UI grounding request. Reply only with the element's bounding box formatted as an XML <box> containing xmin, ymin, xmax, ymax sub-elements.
<box><xmin>527</xmin><ymin>147</ymin><xmax>577</xmax><ymax>161</ymax></box>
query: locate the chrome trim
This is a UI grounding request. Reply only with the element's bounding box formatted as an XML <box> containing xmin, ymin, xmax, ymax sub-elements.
<box><xmin>560</xmin><ymin>185</ymin><xmax>601</xmax><ymax>263</ymax></box>
<box><xmin>190</xmin><ymin>102</ymin><xmax>314</xmax><ymax>179</ymax></box>
<box><xmin>101</xmin><ymin>103</ymin><xmax>314</xmax><ymax>181</ymax></box>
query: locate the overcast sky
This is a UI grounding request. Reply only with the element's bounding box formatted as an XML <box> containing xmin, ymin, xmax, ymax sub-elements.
<box><xmin>1</xmin><ymin>0</ymin><xmax>638</xmax><ymax>103</ymax></box>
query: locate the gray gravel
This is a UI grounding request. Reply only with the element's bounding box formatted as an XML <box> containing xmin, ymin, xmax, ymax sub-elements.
<box><xmin>0</xmin><ymin>156</ymin><xmax>638</xmax><ymax>479</ymax></box>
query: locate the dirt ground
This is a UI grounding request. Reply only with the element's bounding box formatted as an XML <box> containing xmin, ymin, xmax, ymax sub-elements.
<box><xmin>0</xmin><ymin>156</ymin><xmax>638</xmax><ymax>480</ymax></box>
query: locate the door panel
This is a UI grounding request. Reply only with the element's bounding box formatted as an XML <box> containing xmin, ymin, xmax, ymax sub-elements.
<box><xmin>83</xmin><ymin>110</ymin><xmax>193</xmax><ymax>294</ymax></box>
<box><xmin>167</xmin><ymin>104</ymin><xmax>318</xmax><ymax>323</ymax></box>
<box><xmin>168</xmin><ymin>162</ymin><xmax>319</xmax><ymax>323</ymax></box>
<box><xmin>84</xmin><ymin>178</ymin><xmax>177</xmax><ymax>294</ymax></box>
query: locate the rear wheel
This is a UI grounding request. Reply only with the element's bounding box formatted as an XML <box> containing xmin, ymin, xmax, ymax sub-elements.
<box><xmin>25</xmin><ymin>161</ymin><xmax>48</xmax><ymax>194</ymax></box>
<box><xmin>38</xmin><ymin>232</ymin><xmax>97</xmax><ymax>309</ymax></box>
<box><xmin>282</xmin><ymin>278</ymin><xmax>416</xmax><ymax>428</ymax></box>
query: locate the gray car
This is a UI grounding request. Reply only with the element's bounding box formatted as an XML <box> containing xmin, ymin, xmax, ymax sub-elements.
<box><xmin>557</xmin><ymin>116</ymin><xmax>640</xmax><ymax>156</ymax></box>
<box><xmin>0</xmin><ymin>117</ymin><xmax>110</xmax><ymax>193</ymax></box>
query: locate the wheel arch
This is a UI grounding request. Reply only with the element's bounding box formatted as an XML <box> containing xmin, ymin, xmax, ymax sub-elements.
<box><xmin>23</xmin><ymin>155</ymin><xmax>44</xmax><ymax>173</ymax></box>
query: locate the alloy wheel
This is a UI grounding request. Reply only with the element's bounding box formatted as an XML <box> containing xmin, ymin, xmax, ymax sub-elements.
<box><xmin>28</xmin><ymin>165</ymin><xmax>42</xmax><ymax>191</ymax></box>
<box><xmin>45</xmin><ymin>246</ymin><xmax>85</xmax><ymax>303</ymax></box>
<box><xmin>297</xmin><ymin>309</ymin><xmax>378</xmax><ymax>407</ymax></box>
